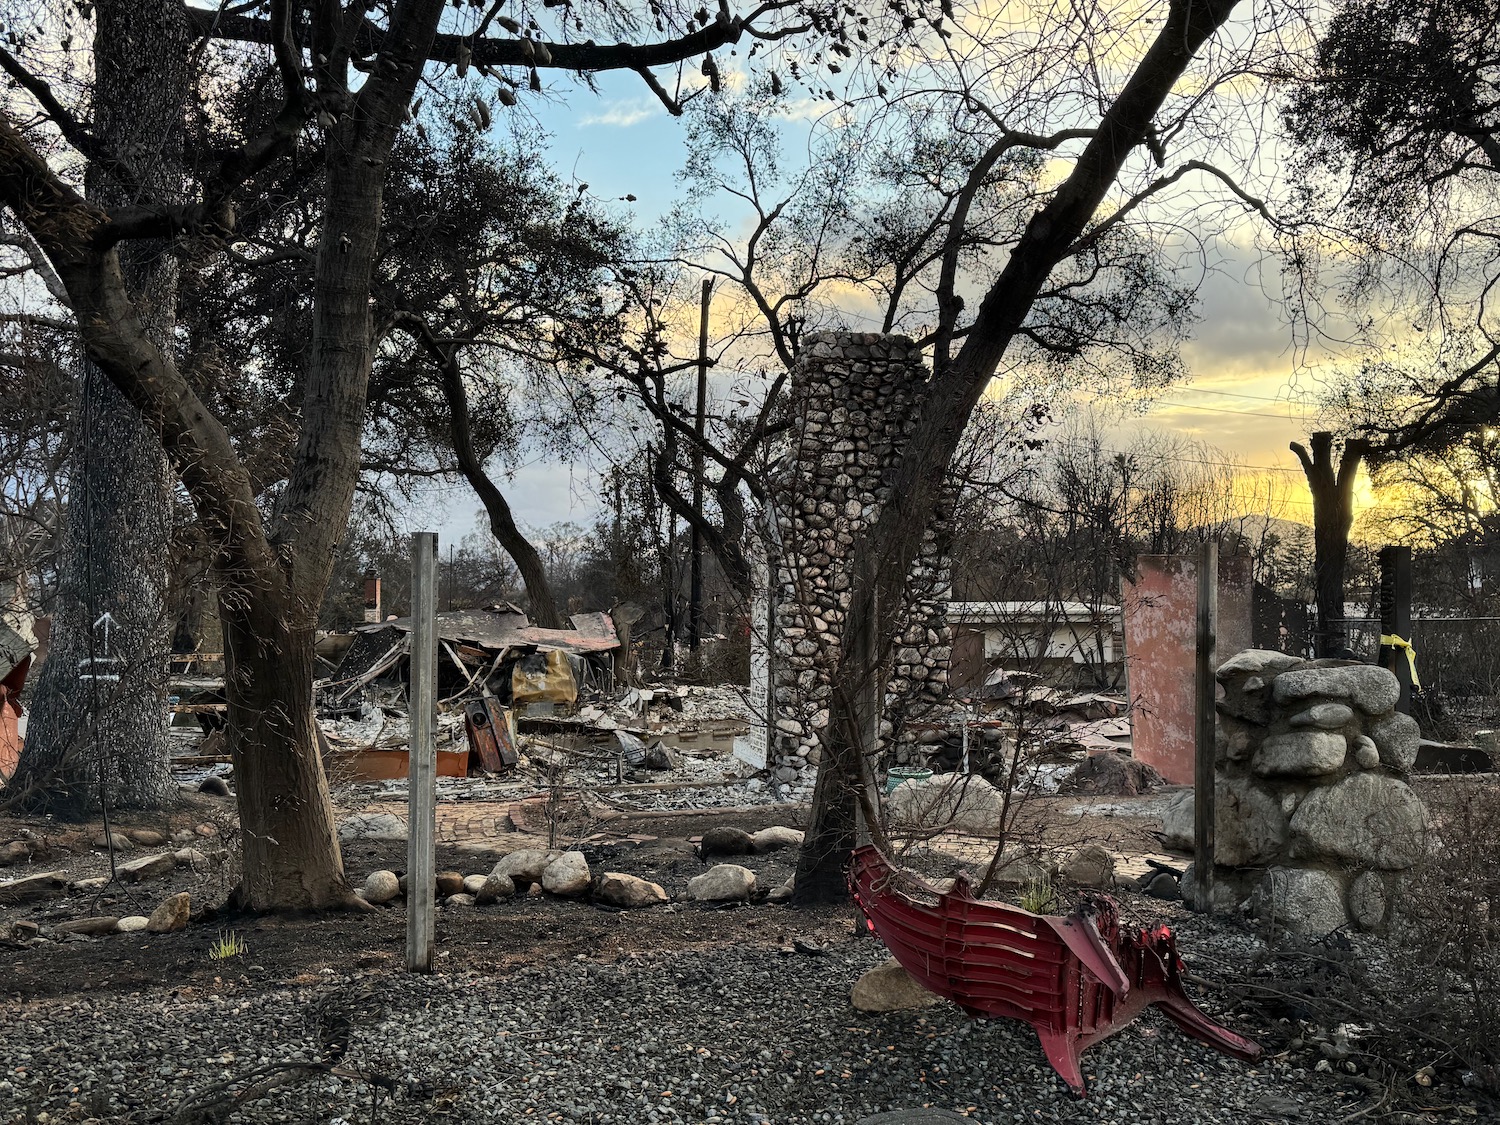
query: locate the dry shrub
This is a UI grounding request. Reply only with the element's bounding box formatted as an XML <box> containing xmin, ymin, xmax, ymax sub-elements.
<box><xmin>1394</xmin><ymin>777</ymin><xmax>1500</xmax><ymax>1091</ymax></box>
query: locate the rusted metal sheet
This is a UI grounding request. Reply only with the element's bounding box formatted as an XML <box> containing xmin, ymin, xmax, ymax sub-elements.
<box><xmin>1122</xmin><ymin>554</ymin><xmax>1252</xmax><ymax>784</ymax></box>
<box><xmin>464</xmin><ymin>697</ymin><xmax>518</xmax><ymax>772</ymax></box>
<box><xmin>360</xmin><ymin>607</ymin><xmax>619</xmax><ymax>657</ymax></box>
<box><xmin>0</xmin><ymin>654</ymin><xmax>31</xmax><ymax>782</ymax></box>
<box><xmin>848</xmin><ymin>845</ymin><xmax>1260</xmax><ymax>1095</ymax></box>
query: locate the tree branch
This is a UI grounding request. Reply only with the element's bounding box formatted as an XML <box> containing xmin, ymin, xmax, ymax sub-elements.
<box><xmin>186</xmin><ymin>5</ymin><xmax>759</xmax><ymax>74</ymax></box>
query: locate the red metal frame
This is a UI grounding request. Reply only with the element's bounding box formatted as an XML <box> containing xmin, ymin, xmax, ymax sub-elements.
<box><xmin>848</xmin><ymin>844</ymin><xmax>1261</xmax><ymax>1094</ymax></box>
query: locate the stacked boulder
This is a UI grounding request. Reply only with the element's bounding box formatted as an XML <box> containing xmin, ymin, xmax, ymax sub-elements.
<box><xmin>767</xmin><ymin>331</ymin><xmax>953</xmax><ymax>791</ymax></box>
<box><xmin>1180</xmin><ymin>650</ymin><xmax>1428</xmax><ymax>933</ymax></box>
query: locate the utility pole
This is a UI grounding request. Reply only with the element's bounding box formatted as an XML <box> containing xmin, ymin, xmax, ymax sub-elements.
<box><xmin>688</xmin><ymin>277</ymin><xmax>712</xmax><ymax>652</ymax></box>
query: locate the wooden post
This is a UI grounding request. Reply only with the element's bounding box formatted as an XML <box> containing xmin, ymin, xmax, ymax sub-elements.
<box><xmin>1193</xmin><ymin>538</ymin><xmax>1218</xmax><ymax>913</ymax></box>
<box><xmin>1378</xmin><ymin>545</ymin><xmax>1413</xmax><ymax>715</ymax></box>
<box><xmin>406</xmin><ymin>531</ymin><xmax>438</xmax><ymax>973</ymax></box>
<box><xmin>688</xmin><ymin>277</ymin><xmax>712</xmax><ymax>652</ymax></box>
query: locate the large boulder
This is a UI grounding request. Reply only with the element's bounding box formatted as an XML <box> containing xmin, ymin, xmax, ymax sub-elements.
<box><xmin>1289</xmin><ymin>702</ymin><xmax>1355</xmax><ymax>730</ymax></box>
<box><xmin>686</xmin><ymin>864</ymin><xmax>757</xmax><ymax>902</ymax></box>
<box><xmin>1253</xmin><ymin>730</ymin><xmax>1347</xmax><ymax>777</ymax></box>
<box><xmin>1059</xmin><ymin>845</ymin><xmax>1114</xmax><ymax>888</ymax></box>
<box><xmin>886</xmin><ymin>773</ymin><xmax>1004</xmax><ymax>835</ymax></box>
<box><xmin>541</xmin><ymin>851</ymin><xmax>592</xmax><ymax>897</ymax></box>
<box><xmin>1272</xmin><ymin>664</ymin><xmax>1400</xmax><ymax>714</ymax></box>
<box><xmin>54</xmin><ymin>916</ymin><xmax>122</xmax><ymax>936</ymax></box>
<box><xmin>985</xmin><ymin>846</ymin><xmax>1050</xmax><ymax>887</ymax></box>
<box><xmin>1216</xmin><ymin>678</ymin><xmax>1273</xmax><ymax>724</ymax></box>
<box><xmin>1216</xmin><ymin>776</ymin><xmax>1289</xmax><ymax>866</ymax></box>
<box><xmin>337</xmin><ymin>812</ymin><xmax>408</xmax><ymax>842</ymax></box>
<box><xmin>491</xmin><ymin>849</ymin><xmax>557</xmax><ymax>888</ymax></box>
<box><xmin>1216</xmin><ymin>650</ymin><xmax>1303</xmax><ymax>679</ymax></box>
<box><xmin>1179</xmin><ymin>863</ymin><xmax>1256</xmax><ymax>913</ymax></box>
<box><xmin>475</xmin><ymin>872</ymin><xmax>515</xmax><ymax>904</ymax></box>
<box><xmin>1347</xmin><ymin>871</ymin><xmax>1390</xmax><ymax>932</ymax></box>
<box><xmin>117</xmin><ymin>852</ymin><xmax>178</xmax><ymax>883</ymax></box>
<box><xmin>0</xmin><ymin>839</ymin><xmax>36</xmax><ymax>866</ymax></box>
<box><xmin>1214</xmin><ymin>717</ymin><xmax>1258</xmax><ymax>765</ymax></box>
<box><xmin>595</xmin><ymin>872</ymin><xmax>669</xmax><ymax>909</ymax></box>
<box><xmin>1288</xmin><ymin>773</ymin><xmax>1428</xmax><ymax>870</ymax></box>
<box><xmin>750</xmin><ymin>826</ymin><xmax>805</xmax><ymax>853</ymax></box>
<box><xmin>145</xmin><ymin>892</ymin><xmax>191</xmax><ymax>934</ymax></box>
<box><xmin>1159</xmin><ymin>789</ymin><xmax>1195</xmax><ymax>850</ymax></box>
<box><xmin>851</xmin><ymin>957</ymin><xmax>944</xmax><ymax>1012</ymax></box>
<box><xmin>1058</xmin><ymin>755</ymin><xmax>1163</xmax><ymax>797</ymax></box>
<box><xmin>0</xmin><ymin>869</ymin><xmax>68</xmax><ymax>905</ymax></box>
<box><xmin>1254</xmin><ymin>867</ymin><xmax>1347</xmax><ymax>934</ymax></box>
<box><xmin>361</xmin><ymin>870</ymin><xmax>401</xmax><ymax>905</ymax></box>
<box><xmin>1370</xmin><ymin>712</ymin><xmax>1421</xmax><ymax>772</ymax></box>
<box><xmin>699</xmin><ymin>826</ymin><xmax>756</xmax><ymax>857</ymax></box>
<box><xmin>1159</xmin><ymin>778</ymin><xmax>1287</xmax><ymax>866</ymax></box>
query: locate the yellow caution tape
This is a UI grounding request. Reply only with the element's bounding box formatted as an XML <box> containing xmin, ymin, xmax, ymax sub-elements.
<box><xmin>1379</xmin><ymin>633</ymin><xmax>1421</xmax><ymax>690</ymax></box>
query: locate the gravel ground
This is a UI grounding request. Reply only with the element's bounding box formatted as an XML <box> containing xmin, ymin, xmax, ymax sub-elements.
<box><xmin>1</xmin><ymin>928</ymin><xmax>1343</xmax><ymax>1125</ymax></box>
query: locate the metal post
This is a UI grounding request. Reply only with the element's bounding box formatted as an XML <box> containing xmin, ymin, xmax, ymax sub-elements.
<box><xmin>1378</xmin><ymin>545</ymin><xmax>1413</xmax><ymax>714</ymax></box>
<box><xmin>406</xmin><ymin>531</ymin><xmax>438</xmax><ymax>972</ymax></box>
<box><xmin>1193</xmin><ymin>538</ymin><xmax>1218</xmax><ymax>913</ymax></box>
<box><xmin>688</xmin><ymin>277</ymin><xmax>711</xmax><ymax>652</ymax></box>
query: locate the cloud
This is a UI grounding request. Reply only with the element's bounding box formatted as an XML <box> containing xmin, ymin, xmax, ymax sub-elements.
<box><xmin>577</xmin><ymin>101</ymin><xmax>660</xmax><ymax>128</ymax></box>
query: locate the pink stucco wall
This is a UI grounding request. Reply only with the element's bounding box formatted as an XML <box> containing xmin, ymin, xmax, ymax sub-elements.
<box><xmin>1121</xmin><ymin>553</ymin><xmax>1251</xmax><ymax>784</ymax></box>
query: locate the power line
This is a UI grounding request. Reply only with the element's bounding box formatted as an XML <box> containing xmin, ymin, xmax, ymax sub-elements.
<box><xmin>1176</xmin><ymin>386</ymin><xmax>1312</xmax><ymax>405</ymax></box>
<box><xmin>1151</xmin><ymin>398</ymin><xmax>1313</xmax><ymax>419</ymax></box>
<box><xmin>1096</xmin><ymin>446</ymin><xmax>1305</xmax><ymax>476</ymax></box>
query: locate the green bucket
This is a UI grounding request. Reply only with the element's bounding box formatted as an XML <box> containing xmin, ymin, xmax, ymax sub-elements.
<box><xmin>884</xmin><ymin>766</ymin><xmax>933</xmax><ymax>795</ymax></box>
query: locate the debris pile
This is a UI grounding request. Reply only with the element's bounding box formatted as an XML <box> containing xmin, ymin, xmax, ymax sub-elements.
<box><xmin>309</xmin><ymin>604</ymin><xmax>783</xmax><ymax>811</ymax></box>
<box><xmin>897</xmin><ymin>675</ymin><xmax>1138</xmax><ymax>795</ymax></box>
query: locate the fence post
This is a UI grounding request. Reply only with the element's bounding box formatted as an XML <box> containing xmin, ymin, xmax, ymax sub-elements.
<box><xmin>1193</xmin><ymin>539</ymin><xmax>1218</xmax><ymax>913</ymax></box>
<box><xmin>406</xmin><ymin>531</ymin><xmax>438</xmax><ymax>973</ymax></box>
<box><xmin>1378</xmin><ymin>546</ymin><xmax>1413</xmax><ymax>715</ymax></box>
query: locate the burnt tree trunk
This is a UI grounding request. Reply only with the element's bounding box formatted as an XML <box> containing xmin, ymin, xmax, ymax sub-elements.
<box><xmin>1291</xmin><ymin>431</ymin><xmax>1370</xmax><ymax>658</ymax></box>
<box><xmin>426</xmin><ymin>338</ymin><xmax>562</xmax><ymax>627</ymax></box>
<box><xmin>791</xmin><ymin>0</ymin><xmax>1245</xmax><ymax>902</ymax></box>
<box><xmin>220</xmin><ymin>586</ymin><xmax>350</xmax><ymax>909</ymax></box>
<box><xmin>13</xmin><ymin>0</ymin><xmax>189</xmax><ymax>813</ymax></box>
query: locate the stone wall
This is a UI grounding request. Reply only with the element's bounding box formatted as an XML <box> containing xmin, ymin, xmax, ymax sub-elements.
<box><xmin>1172</xmin><ymin>650</ymin><xmax>1429</xmax><ymax>934</ymax></box>
<box><xmin>765</xmin><ymin>331</ymin><xmax>952</xmax><ymax>794</ymax></box>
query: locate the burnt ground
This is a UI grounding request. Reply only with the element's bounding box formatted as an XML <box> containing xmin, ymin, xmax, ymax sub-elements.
<box><xmin>1</xmin><ymin>791</ymin><xmax>1495</xmax><ymax>1124</ymax></box>
<box><xmin>0</xmin><ymin>785</ymin><xmax>1178</xmax><ymax>1005</ymax></box>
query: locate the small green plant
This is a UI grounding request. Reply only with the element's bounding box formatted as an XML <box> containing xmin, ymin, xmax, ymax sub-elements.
<box><xmin>1019</xmin><ymin>875</ymin><xmax>1056</xmax><ymax>915</ymax></box>
<box><xmin>208</xmin><ymin>928</ymin><xmax>248</xmax><ymax>960</ymax></box>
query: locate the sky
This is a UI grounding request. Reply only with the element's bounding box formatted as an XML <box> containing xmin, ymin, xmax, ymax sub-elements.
<box><xmin>437</xmin><ymin>23</ymin><xmax>1373</xmax><ymax>542</ymax></box>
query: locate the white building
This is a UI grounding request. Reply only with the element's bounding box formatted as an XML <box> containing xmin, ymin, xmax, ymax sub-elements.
<box><xmin>947</xmin><ymin>600</ymin><xmax>1120</xmax><ymax>691</ymax></box>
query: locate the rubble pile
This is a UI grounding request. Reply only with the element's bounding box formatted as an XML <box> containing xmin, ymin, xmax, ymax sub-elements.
<box><xmin>895</xmin><ymin>677</ymin><xmax>1138</xmax><ymax>797</ymax></box>
<box><xmin>1162</xmin><ymin>650</ymin><xmax>1430</xmax><ymax>933</ymax></box>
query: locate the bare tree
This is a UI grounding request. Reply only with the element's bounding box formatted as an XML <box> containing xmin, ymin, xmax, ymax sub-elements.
<box><xmin>0</xmin><ymin>0</ymin><xmax>810</xmax><ymax>909</ymax></box>
<box><xmin>7</xmin><ymin>0</ymin><xmax>188</xmax><ymax>814</ymax></box>
<box><xmin>1289</xmin><ymin>430</ymin><xmax>1370</xmax><ymax>658</ymax></box>
<box><xmin>791</xmin><ymin>0</ymin><xmax>1251</xmax><ymax>904</ymax></box>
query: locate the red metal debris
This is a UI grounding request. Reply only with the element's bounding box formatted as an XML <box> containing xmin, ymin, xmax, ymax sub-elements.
<box><xmin>848</xmin><ymin>844</ymin><xmax>1261</xmax><ymax>1094</ymax></box>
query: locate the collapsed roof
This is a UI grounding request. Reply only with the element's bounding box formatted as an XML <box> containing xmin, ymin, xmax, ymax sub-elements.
<box><xmin>361</xmin><ymin>604</ymin><xmax>620</xmax><ymax>657</ymax></box>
